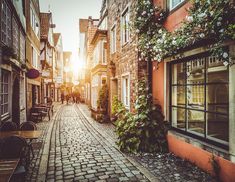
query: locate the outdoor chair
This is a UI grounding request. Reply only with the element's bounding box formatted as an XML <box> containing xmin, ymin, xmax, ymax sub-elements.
<box><xmin>0</xmin><ymin>121</ymin><xmax>17</xmax><ymax>131</ymax></box>
<box><xmin>30</xmin><ymin>108</ymin><xmax>43</xmax><ymax>122</ymax></box>
<box><xmin>0</xmin><ymin>136</ymin><xmax>30</xmax><ymax>181</ymax></box>
<box><xmin>20</xmin><ymin>121</ymin><xmax>37</xmax><ymax>131</ymax></box>
<box><xmin>20</xmin><ymin>121</ymin><xmax>37</xmax><ymax>158</ymax></box>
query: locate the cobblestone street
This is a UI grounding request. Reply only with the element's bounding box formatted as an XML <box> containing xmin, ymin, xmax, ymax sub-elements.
<box><xmin>45</xmin><ymin>104</ymin><xmax>148</xmax><ymax>182</ymax></box>
<box><xmin>24</xmin><ymin>103</ymin><xmax>215</xmax><ymax>182</ymax></box>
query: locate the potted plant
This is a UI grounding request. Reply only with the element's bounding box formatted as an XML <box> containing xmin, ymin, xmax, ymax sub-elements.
<box><xmin>109</xmin><ymin>61</ymin><xmax>116</xmax><ymax>77</ymax></box>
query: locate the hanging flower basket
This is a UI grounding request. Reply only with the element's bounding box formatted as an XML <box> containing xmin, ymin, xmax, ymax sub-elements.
<box><xmin>109</xmin><ymin>61</ymin><xmax>116</xmax><ymax>77</ymax></box>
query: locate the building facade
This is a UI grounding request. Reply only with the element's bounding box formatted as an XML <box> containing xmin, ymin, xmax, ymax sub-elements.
<box><xmin>79</xmin><ymin>17</ymin><xmax>99</xmax><ymax>106</ymax></box>
<box><xmin>151</xmin><ymin>0</ymin><xmax>235</xmax><ymax>181</ymax></box>
<box><xmin>40</xmin><ymin>12</ymin><xmax>56</xmax><ymax>103</ymax></box>
<box><xmin>0</xmin><ymin>0</ymin><xmax>27</xmax><ymax>125</ymax></box>
<box><xmin>107</xmin><ymin>0</ymin><xmax>146</xmax><ymax>114</ymax></box>
<box><xmin>53</xmin><ymin>33</ymin><xmax>64</xmax><ymax>102</ymax></box>
<box><xmin>25</xmin><ymin>0</ymin><xmax>41</xmax><ymax>117</ymax></box>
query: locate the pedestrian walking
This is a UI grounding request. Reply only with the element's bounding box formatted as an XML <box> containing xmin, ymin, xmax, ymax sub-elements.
<box><xmin>72</xmin><ymin>92</ymin><xmax>76</xmax><ymax>103</ymax></box>
<box><xmin>76</xmin><ymin>91</ymin><xmax>80</xmax><ymax>104</ymax></box>
<box><xmin>61</xmin><ymin>92</ymin><xmax>65</xmax><ymax>104</ymax></box>
<box><xmin>66</xmin><ymin>94</ymin><xmax>70</xmax><ymax>104</ymax></box>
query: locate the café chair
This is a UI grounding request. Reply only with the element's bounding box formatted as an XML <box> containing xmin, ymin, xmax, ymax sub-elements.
<box><xmin>0</xmin><ymin>121</ymin><xmax>17</xmax><ymax>131</ymax></box>
<box><xmin>20</xmin><ymin>122</ymin><xmax>37</xmax><ymax>158</ymax></box>
<box><xmin>0</xmin><ymin>136</ymin><xmax>29</xmax><ymax>181</ymax></box>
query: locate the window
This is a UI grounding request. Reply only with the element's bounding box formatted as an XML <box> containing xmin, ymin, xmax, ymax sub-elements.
<box><xmin>122</xmin><ymin>75</ymin><xmax>130</xmax><ymax>108</ymax></box>
<box><xmin>121</xmin><ymin>8</ymin><xmax>130</xmax><ymax>45</ymax></box>
<box><xmin>12</xmin><ymin>17</ymin><xmax>19</xmax><ymax>58</ymax></box>
<box><xmin>110</xmin><ymin>25</ymin><xmax>116</xmax><ymax>53</ymax></box>
<box><xmin>32</xmin><ymin>47</ymin><xmax>39</xmax><ymax>68</ymax></box>
<box><xmin>20</xmin><ymin>31</ymin><xmax>25</xmax><ymax>63</ymax></box>
<box><xmin>1</xmin><ymin>0</ymin><xmax>11</xmax><ymax>45</ymax></box>
<box><xmin>30</xmin><ymin>5</ymin><xmax>40</xmax><ymax>37</ymax></box>
<box><xmin>1</xmin><ymin>71</ymin><xmax>10</xmax><ymax>117</ymax></box>
<box><xmin>171</xmin><ymin>55</ymin><xmax>229</xmax><ymax>143</ymax></box>
<box><xmin>102</xmin><ymin>41</ymin><xmax>107</xmax><ymax>64</ymax></box>
<box><xmin>170</xmin><ymin>0</ymin><xmax>185</xmax><ymax>10</ymax></box>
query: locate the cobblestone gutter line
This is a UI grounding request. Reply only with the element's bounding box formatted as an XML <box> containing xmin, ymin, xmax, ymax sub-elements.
<box><xmin>76</xmin><ymin>105</ymin><xmax>159</xmax><ymax>182</ymax></box>
<box><xmin>36</xmin><ymin>104</ymin><xmax>63</xmax><ymax>182</ymax></box>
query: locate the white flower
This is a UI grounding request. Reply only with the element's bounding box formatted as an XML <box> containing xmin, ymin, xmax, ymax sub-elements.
<box><xmin>223</xmin><ymin>52</ymin><xmax>229</xmax><ymax>58</ymax></box>
<box><xmin>199</xmin><ymin>33</ymin><xmax>205</xmax><ymax>38</ymax></box>
<box><xmin>198</xmin><ymin>13</ymin><xmax>206</xmax><ymax>18</ymax></box>
<box><xmin>210</xmin><ymin>11</ymin><xmax>214</xmax><ymax>16</ymax></box>
<box><xmin>138</xmin><ymin>17</ymin><xmax>142</xmax><ymax>21</ymax></box>
<box><xmin>218</xmin><ymin>17</ymin><xmax>223</xmax><ymax>21</ymax></box>
<box><xmin>223</xmin><ymin>61</ymin><xmax>229</xmax><ymax>67</ymax></box>
<box><xmin>219</xmin><ymin>29</ymin><xmax>224</xmax><ymax>33</ymax></box>
<box><xmin>217</xmin><ymin>22</ymin><xmax>222</xmax><ymax>26</ymax></box>
<box><xmin>172</xmin><ymin>40</ymin><xmax>177</xmax><ymax>45</ymax></box>
<box><xmin>136</xmin><ymin>29</ymin><xmax>140</xmax><ymax>33</ymax></box>
<box><xmin>150</xmin><ymin>9</ymin><xmax>153</xmax><ymax>12</ymax></box>
<box><xmin>158</xmin><ymin>29</ymin><xmax>163</xmax><ymax>34</ymax></box>
<box><xmin>142</xmin><ymin>11</ymin><xmax>146</xmax><ymax>15</ymax></box>
<box><xmin>186</xmin><ymin>16</ymin><xmax>193</xmax><ymax>22</ymax></box>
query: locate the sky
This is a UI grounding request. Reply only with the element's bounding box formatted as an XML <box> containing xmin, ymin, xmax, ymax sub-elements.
<box><xmin>40</xmin><ymin>0</ymin><xmax>102</xmax><ymax>75</ymax></box>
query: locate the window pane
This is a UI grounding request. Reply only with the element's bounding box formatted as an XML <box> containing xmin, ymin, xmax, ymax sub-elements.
<box><xmin>172</xmin><ymin>62</ymin><xmax>185</xmax><ymax>85</ymax></box>
<box><xmin>206</xmin><ymin>84</ymin><xmax>228</xmax><ymax>114</ymax></box>
<box><xmin>172</xmin><ymin>86</ymin><xmax>185</xmax><ymax>106</ymax></box>
<box><xmin>172</xmin><ymin>107</ymin><xmax>185</xmax><ymax>129</ymax></box>
<box><xmin>186</xmin><ymin>58</ymin><xmax>205</xmax><ymax>85</ymax></box>
<box><xmin>207</xmin><ymin>113</ymin><xmax>228</xmax><ymax>142</ymax></box>
<box><xmin>187</xmin><ymin>84</ymin><xmax>204</xmax><ymax>109</ymax></box>
<box><xmin>207</xmin><ymin>64</ymin><xmax>228</xmax><ymax>84</ymax></box>
<box><xmin>188</xmin><ymin>110</ymin><xmax>204</xmax><ymax>134</ymax></box>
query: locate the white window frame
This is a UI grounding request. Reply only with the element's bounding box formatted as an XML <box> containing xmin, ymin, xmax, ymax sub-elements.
<box><xmin>12</xmin><ymin>17</ymin><xmax>19</xmax><ymax>57</ymax></box>
<box><xmin>110</xmin><ymin>24</ymin><xmax>116</xmax><ymax>53</ymax></box>
<box><xmin>1</xmin><ymin>70</ymin><xmax>10</xmax><ymax>118</ymax></box>
<box><xmin>169</xmin><ymin>0</ymin><xmax>185</xmax><ymax>10</ymax></box>
<box><xmin>122</xmin><ymin>73</ymin><xmax>130</xmax><ymax>109</ymax></box>
<box><xmin>1</xmin><ymin>0</ymin><xmax>11</xmax><ymax>46</ymax></box>
<box><xmin>32</xmin><ymin>46</ymin><xmax>39</xmax><ymax>69</ymax></box>
<box><xmin>121</xmin><ymin>6</ymin><xmax>130</xmax><ymax>45</ymax></box>
<box><xmin>30</xmin><ymin>4</ymin><xmax>40</xmax><ymax>38</ymax></box>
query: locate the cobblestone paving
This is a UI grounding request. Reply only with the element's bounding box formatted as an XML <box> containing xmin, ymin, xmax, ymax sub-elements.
<box><xmin>26</xmin><ymin>104</ymin><xmax>61</xmax><ymax>182</ymax></box>
<box><xmin>79</xmin><ymin>104</ymin><xmax>214</xmax><ymax>182</ymax></box>
<box><xmin>46</xmin><ymin>104</ymin><xmax>148</xmax><ymax>181</ymax></box>
<box><xmin>131</xmin><ymin>153</ymin><xmax>214</xmax><ymax>182</ymax></box>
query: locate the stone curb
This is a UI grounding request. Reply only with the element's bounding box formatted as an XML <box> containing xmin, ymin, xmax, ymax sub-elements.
<box><xmin>36</xmin><ymin>104</ymin><xmax>62</xmax><ymax>182</ymax></box>
<box><xmin>77</xmin><ymin>104</ymin><xmax>159</xmax><ymax>182</ymax></box>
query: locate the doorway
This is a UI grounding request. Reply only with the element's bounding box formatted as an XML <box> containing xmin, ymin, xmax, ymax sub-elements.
<box><xmin>12</xmin><ymin>78</ymin><xmax>20</xmax><ymax>126</ymax></box>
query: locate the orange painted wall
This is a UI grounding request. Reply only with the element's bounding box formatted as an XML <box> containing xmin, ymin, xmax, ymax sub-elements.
<box><xmin>167</xmin><ymin>134</ymin><xmax>235</xmax><ymax>182</ymax></box>
<box><xmin>164</xmin><ymin>2</ymin><xmax>191</xmax><ymax>32</ymax></box>
<box><xmin>152</xmin><ymin>62</ymin><xmax>164</xmax><ymax>110</ymax></box>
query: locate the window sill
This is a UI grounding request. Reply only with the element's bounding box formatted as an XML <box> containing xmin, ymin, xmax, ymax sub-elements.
<box><xmin>170</xmin><ymin>127</ymin><xmax>229</xmax><ymax>150</ymax></box>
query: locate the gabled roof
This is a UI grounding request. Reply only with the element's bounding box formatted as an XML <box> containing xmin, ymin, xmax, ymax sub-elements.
<box><xmin>53</xmin><ymin>33</ymin><xmax>61</xmax><ymax>46</ymax></box>
<box><xmin>40</xmin><ymin>12</ymin><xmax>52</xmax><ymax>40</ymax></box>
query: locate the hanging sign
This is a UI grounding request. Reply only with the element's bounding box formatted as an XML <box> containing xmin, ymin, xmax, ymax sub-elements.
<box><xmin>26</xmin><ymin>69</ymin><xmax>40</xmax><ymax>79</ymax></box>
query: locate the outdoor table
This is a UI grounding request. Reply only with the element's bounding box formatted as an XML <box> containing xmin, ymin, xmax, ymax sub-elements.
<box><xmin>0</xmin><ymin>131</ymin><xmax>42</xmax><ymax>140</ymax></box>
<box><xmin>0</xmin><ymin>159</ymin><xmax>19</xmax><ymax>182</ymax></box>
<box><xmin>34</xmin><ymin>106</ymin><xmax>51</xmax><ymax>120</ymax></box>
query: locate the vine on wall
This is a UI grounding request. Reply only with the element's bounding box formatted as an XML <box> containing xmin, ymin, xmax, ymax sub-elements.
<box><xmin>134</xmin><ymin>0</ymin><xmax>235</xmax><ymax>65</ymax></box>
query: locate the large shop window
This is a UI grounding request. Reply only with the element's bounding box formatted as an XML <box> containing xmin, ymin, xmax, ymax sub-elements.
<box><xmin>1</xmin><ymin>71</ymin><xmax>10</xmax><ymax>117</ymax></box>
<box><xmin>1</xmin><ymin>0</ymin><xmax>12</xmax><ymax>45</ymax></box>
<box><xmin>171</xmin><ymin>56</ymin><xmax>229</xmax><ymax>143</ymax></box>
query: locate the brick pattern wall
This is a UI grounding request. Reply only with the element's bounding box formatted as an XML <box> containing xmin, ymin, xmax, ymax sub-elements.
<box><xmin>107</xmin><ymin>0</ymin><xmax>147</xmax><ymax>112</ymax></box>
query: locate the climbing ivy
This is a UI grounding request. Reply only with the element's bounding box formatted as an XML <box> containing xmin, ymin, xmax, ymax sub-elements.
<box><xmin>134</xmin><ymin>0</ymin><xmax>235</xmax><ymax>65</ymax></box>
